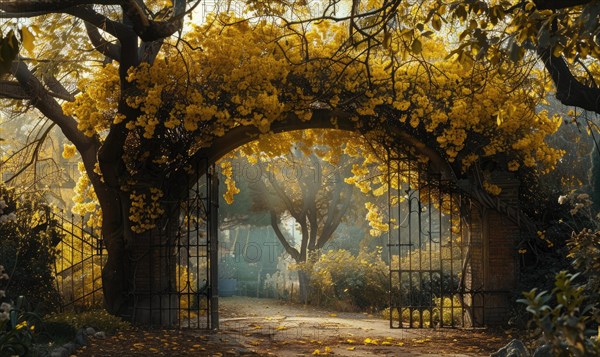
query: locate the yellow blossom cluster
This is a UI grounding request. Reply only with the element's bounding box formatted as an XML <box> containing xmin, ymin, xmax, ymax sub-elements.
<box><xmin>128</xmin><ymin>188</ymin><xmax>165</xmax><ymax>233</ymax></box>
<box><xmin>72</xmin><ymin>162</ymin><xmax>102</xmax><ymax>228</ymax></box>
<box><xmin>61</xmin><ymin>144</ymin><xmax>76</xmax><ymax>159</ymax></box>
<box><xmin>483</xmin><ymin>181</ymin><xmax>503</xmax><ymax>196</ymax></box>
<box><xmin>220</xmin><ymin>161</ymin><xmax>240</xmax><ymax>205</ymax></box>
<box><xmin>62</xmin><ymin>64</ymin><xmax>120</xmax><ymax>137</ymax></box>
<box><xmin>365</xmin><ymin>202</ymin><xmax>389</xmax><ymax>237</ymax></box>
<box><xmin>62</xmin><ymin>16</ymin><xmax>563</xmax><ymax>232</ymax></box>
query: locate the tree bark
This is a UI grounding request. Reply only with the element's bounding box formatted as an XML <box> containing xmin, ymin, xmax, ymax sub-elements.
<box><xmin>297</xmin><ymin>269</ymin><xmax>310</xmax><ymax>305</ymax></box>
<box><xmin>101</xmin><ymin>183</ymin><xmax>185</xmax><ymax>325</ymax></box>
<box><xmin>538</xmin><ymin>47</ymin><xmax>600</xmax><ymax>114</ymax></box>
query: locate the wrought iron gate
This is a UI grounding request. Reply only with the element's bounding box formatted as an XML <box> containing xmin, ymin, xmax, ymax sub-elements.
<box><xmin>168</xmin><ymin>159</ymin><xmax>219</xmax><ymax>329</ymax></box>
<box><xmin>53</xmin><ymin>213</ymin><xmax>106</xmax><ymax>311</ymax></box>
<box><xmin>54</xmin><ymin>159</ymin><xmax>219</xmax><ymax>329</ymax></box>
<box><xmin>387</xmin><ymin>153</ymin><xmax>485</xmax><ymax>328</ymax></box>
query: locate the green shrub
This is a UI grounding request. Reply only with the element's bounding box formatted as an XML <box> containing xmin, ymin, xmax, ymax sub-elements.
<box><xmin>567</xmin><ymin>228</ymin><xmax>600</xmax><ymax>301</ymax></box>
<box><xmin>45</xmin><ymin>310</ymin><xmax>131</xmax><ymax>334</ymax></box>
<box><xmin>519</xmin><ymin>271</ymin><xmax>600</xmax><ymax>356</ymax></box>
<box><xmin>0</xmin><ymin>185</ymin><xmax>60</xmax><ymax>313</ymax></box>
<box><xmin>309</xmin><ymin>249</ymin><xmax>388</xmax><ymax>310</ymax></box>
<box><xmin>0</xmin><ymin>296</ymin><xmax>36</xmax><ymax>357</ymax></box>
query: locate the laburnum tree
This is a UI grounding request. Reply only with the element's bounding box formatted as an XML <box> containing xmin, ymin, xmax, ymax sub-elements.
<box><xmin>416</xmin><ymin>0</ymin><xmax>600</xmax><ymax>116</ymax></box>
<box><xmin>0</xmin><ymin>0</ymin><xmax>565</xmax><ymax>324</ymax></box>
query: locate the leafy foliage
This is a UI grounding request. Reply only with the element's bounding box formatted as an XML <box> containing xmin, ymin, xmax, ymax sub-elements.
<box><xmin>0</xmin><ymin>296</ymin><xmax>36</xmax><ymax>357</ymax></box>
<box><xmin>308</xmin><ymin>249</ymin><xmax>388</xmax><ymax>310</ymax></box>
<box><xmin>45</xmin><ymin>310</ymin><xmax>131</xmax><ymax>334</ymax></box>
<box><xmin>519</xmin><ymin>187</ymin><xmax>600</xmax><ymax>354</ymax></box>
<box><xmin>519</xmin><ymin>271</ymin><xmax>600</xmax><ymax>356</ymax></box>
<box><xmin>567</xmin><ymin>229</ymin><xmax>600</xmax><ymax>300</ymax></box>
<box><xmin>0</xmin><ymin>184</ymin><xmax>60</xmax><ymax>312</ymax></box>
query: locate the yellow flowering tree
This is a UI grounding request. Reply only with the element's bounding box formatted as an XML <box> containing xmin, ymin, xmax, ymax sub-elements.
<box><xmin>0</xmin><ymin>1</ymin><xmax>563</xmax><ymax>324</ymax></box>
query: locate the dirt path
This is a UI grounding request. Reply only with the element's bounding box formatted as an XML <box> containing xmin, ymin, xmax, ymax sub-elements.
<box><xmin>75</xmin><ymin>297</ymin><xmax>513</xmax><ymax>356</ymax></box>
<box><xmin>219</xmin><ymin>297</ymin><xmax>512</xmax><ymax>356</ymax></box>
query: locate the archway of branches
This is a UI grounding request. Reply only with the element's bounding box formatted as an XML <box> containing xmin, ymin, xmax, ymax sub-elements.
<box><xmin>164</xmin><ymin>110</ymin><xmax>528</xmax><ymax>330</ymax></box>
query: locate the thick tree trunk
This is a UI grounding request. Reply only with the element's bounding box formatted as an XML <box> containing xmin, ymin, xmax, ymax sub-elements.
<box><xmin>101</xmin><ymin>187</ymin><xmax>184</xmax><ymax>326</ymax></box>
<box><xmin>298</xmin><ymin>270</ymin><xmax>310</xmax><ymax>304</ymax></box>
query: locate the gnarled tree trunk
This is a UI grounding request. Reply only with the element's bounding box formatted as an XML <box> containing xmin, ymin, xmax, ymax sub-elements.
<box><xmin>101</xmin><ymin>180</ymin><xmax>187</xmax><ymax>326</ymax></box>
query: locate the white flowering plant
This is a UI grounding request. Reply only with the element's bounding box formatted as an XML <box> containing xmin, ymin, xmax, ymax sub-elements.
<box><xmin>0</xmin><ymin>271</ymin><xmax>35</xmax><ymax>356</ymax></box>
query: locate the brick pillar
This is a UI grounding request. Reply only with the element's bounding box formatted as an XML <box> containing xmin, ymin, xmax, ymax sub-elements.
<box><xmin>461</xmin><ymin>171</ymin><xmax>520</xmax><ymax>326</ymax></box>
<box><xmin>482</xmin><ymin>171</ymin><xmax>520</xmax><ymax>325</ymax></box>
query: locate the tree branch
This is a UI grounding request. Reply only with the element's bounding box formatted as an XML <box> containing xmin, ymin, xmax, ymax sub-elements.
<box><xmin>318</xmin><ymin>184</ymin><xmax>352</xmax><ymax>248</ymax></box>
<box><xmin>538</xmin><ymin>47</ymin><xmax>600</xmax><ymax>114</ymax></box>
<box><xmin>9</xmin><ymin>61</ymin><xmax>98</xmax><ymax>153</ymax></box>
<box><xmin>269</xmin><ymin>175</ymin><xmax>303</xmax><ymax>220</ymax></box>
<box><xmin>270</xmin><ymin>210</ymin><xmax>300</xmax><ymax>261</ymax></box>
<box><xmin>533</xmin><ymin>0</ymin><xmax>592</xmax><ymax>10</ymax></box>
<box><xmin>4</xmin><ymin>123</ymin><xmax>54</xmax><ymax>184</ymax></box>
<box><xmin>84</xmin><ymin>21</ymin><xmax>121</xmax><ymax>62</ymax></box>
<box><xmin>0</xmin><ymin>0</ymin><xmax>121</xmax><ymax>13</ymax></box>
<box><xmin>42</xmin><ymin>74</ymin><xmax>76</xmax><ymax>101</ymax></box>
<box><xmin>66</xmin><ymin>5</ymin><xmax>131</xmax><ymax>41</ymax></box>
<box><xmin>121</xmin><ymin>0</ymin><xmax>182</xmax><ymax>42</ymax></box>
<box><xmin>0</xmin><ymin>80</ymin><xmax>29</xmax><ymax>99</ymax></box>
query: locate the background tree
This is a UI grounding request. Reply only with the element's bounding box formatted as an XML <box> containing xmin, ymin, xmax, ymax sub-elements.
<box><xmin>229</xmin><ymin>131</ymin><xmax>358</xmax><ymax>302</ymax></box>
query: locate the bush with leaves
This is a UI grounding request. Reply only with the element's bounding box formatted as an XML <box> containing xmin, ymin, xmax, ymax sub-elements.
<box><xmin>519</xmin><ymin>271</ymin><xmax>600</xmax><ymax>356</ymax></box>
<box><xmin>567</xmin><ymin>228</ymin><xmax>600</xmax><ymax>302</ymax></box>
<box><xmin>309</xmin><ymin>249</ymin><xmax>388</xmax><ymax>311</ymax></box>
<box><xmin>518</xmin><ymin>191</ymin><xmax>600</xmax><ymax>355</ymax></box>
<box><xmin>45</xmin><ymin>310</ymin><xmax>130</xmax><ymax>334</ymax></box>
<box><xmin>0</xmin><ymin>271</ymin><xmax>36</xmax><ymax>356</ymax></box>
<box><xmin>0</xmin><ymin>185</ymin><xmax>60</xmax><ymax>313</ymax></box>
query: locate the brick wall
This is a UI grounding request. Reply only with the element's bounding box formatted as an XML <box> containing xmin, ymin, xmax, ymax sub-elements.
<box><xmin>483</xmin><ymin>172</ymin><xmax>520</xmax><ymax>325</ymax></box>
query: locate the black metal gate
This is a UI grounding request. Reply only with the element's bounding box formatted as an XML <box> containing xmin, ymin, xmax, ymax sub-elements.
<box><xmin>53</xmin><ymin>213</ymin><xmax>106</xmax><ymax>311</ymax></box>
<box><xmin>174</xmin><ymin>159</ymin><xmax>219</xmax><ymax>329</ymax></box>
<box><xmin>54</xmin><ymin>159</ymin><xmax>219</xmax><ymax>329</ymax></box>
<box><xmin>387</xmin><ymin>153</ymin><xmax>485</xmax><ymax>328</ymax></box>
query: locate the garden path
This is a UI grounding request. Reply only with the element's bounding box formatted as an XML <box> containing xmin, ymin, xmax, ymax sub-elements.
<box><xmin>75</xmin><ymin>297</ymin><xmax>514</xmax><ymax>356</ymax></box>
